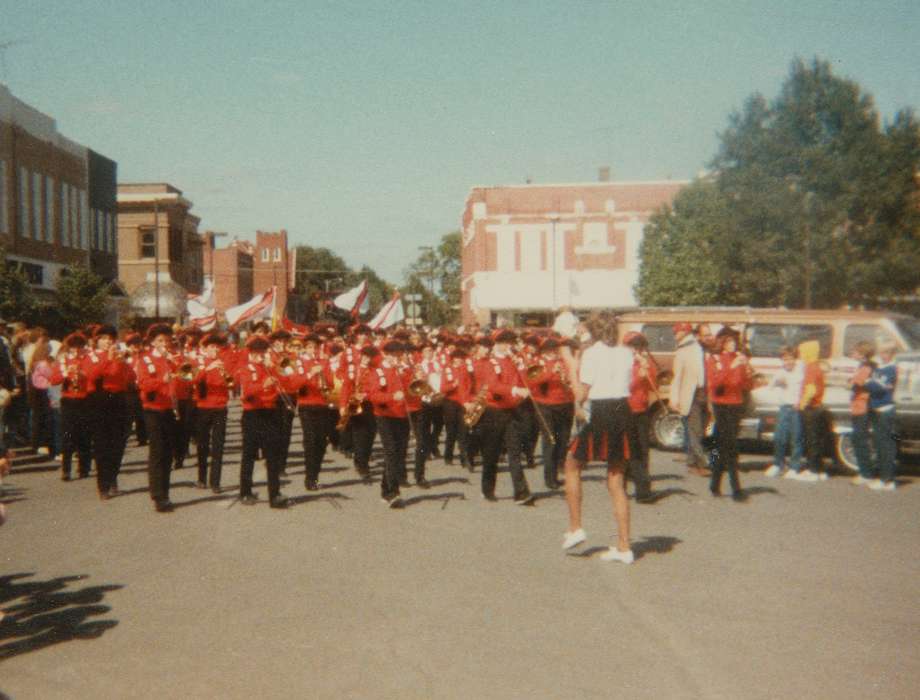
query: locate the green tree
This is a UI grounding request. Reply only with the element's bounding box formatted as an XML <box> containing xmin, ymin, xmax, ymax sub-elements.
<box><xmin>709</xmin><ymin>56</ymin><xmax>920</xmax><ymax>308</ymax></box>
<box><xmin>0</xmin><ymin>247</ymin><xmax>39</xmax><ymax>323</ymax></box>
<box><xmin>52</xmin><ymin>265</ymin><xmax>110</xmax><ymax>330</ymax></box>
<box><xmin>403</xmin><ymin>231</ymin><xmax>462</xmax><ymax>326</ymax></box>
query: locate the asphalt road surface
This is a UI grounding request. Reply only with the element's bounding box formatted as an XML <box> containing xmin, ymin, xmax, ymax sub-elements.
<box><xmin>2</xmin><ymin>408</ymin><xmax>918</xmax><ymax>699</ymax></box>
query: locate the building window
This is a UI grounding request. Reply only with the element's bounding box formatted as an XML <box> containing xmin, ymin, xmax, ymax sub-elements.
<box><xmin>79</xmin><ymin>190</ymin><xmax>88</xmax><ymax>249</ymax></box>
<box><xmin>32</xmin><ymin>171</ymin><xmax>42</xmax><ymax>240</ymax></box>
<box><xmin>60</xmin><ymin>183</ymin><xmax>70</xmax><ymax>247</ymax></box>
<box><xmin>0</xmin><ymin>160</ymin><xmax>6</xmax><ymax>235</ymax></box>
<box><xmin>273</xmin><ymin>247</ymin><xmax>281</xmax><ymax>262</ymax></box>
<box><xmin>261</xmin><ymin>247</ymin><xmax>269</xmax><ymax>262</ymax></box>
<box><xmin>108</xmin><ymin>212</ymin><xmax>116</xmax><ymax>254</ymax></box>
<box><xmin>140</xmin><ymin>227</ymin><xmax>156</xmax><ymax>258</ymax></box>
<box><xmin>92</xmin><ymin>209</ymin><xmax>101</xmax><ymax>250</ymax></box>
<box><xmin>18</xmin><ymin>167</ymin><xmax>29</xmax><ymax>237</ymax></box>
<box><xmin>45</xmin><ymin>175</ymin><xmax>55</xmax><ymax>243</ymax></box>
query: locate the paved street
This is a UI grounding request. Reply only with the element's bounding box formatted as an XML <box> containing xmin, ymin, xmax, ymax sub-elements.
<box><xmin>2</xmin><ymin>409</ymin><xmax>918</xmax><ymax>699</ymax></box>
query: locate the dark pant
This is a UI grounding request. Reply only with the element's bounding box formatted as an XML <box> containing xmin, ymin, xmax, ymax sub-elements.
<box><xmin>684</xmin><ymin>389</ymin><xmax>709</xmax><ymax>468</ymax></box>
<box><xmin>802</xmin><ymin>406</ymin><xmax>826</xmax><ymax>474</ymax></box>
<box><xmin>627</xmin><ymin>408</ymin><xmax>653</xmax><ymax>497</ymax></box>
<box><xmin>539</xmin><ymin>402</ymin><xmax>574</xmax><ymax>487</ymax></box>
<box><xmin>479</xmin><ymin>407</ymin><xmax>530</xmax><ymax>500</ymax></box>
<box><xmin>851</xmin><ymin>413</ymin><xmax>873</xmax><ymax>479</ymax></box>
<box><xmin>299</xmin><ymin>405</ymin><xmax>331</xmax><ymax>483</ymax></box>
<box><xmin>280</xmin><ymin>396</ymin><xmax>296</xmax><ymax>467</ymax></box>
<box><xmin>428</xmin><ymin>403</ymin><xmax>443</xmax><ymax>455</ymax></box>
<box><xmin>144</xmin><ymin>409</ymin><xmax>177</xmax><ymax>504</ymax></box>
<box><xmin>29</xmin><ymin>387</ymin><xmax>52</xmax><ymax>452</ymax></box>
<box><xmin>442</xmin><ymin>400</ymin><xmax>469</xmax><ymax>465</ymax></box>
<box><xmin>411</xmin><ymin>408</ymin><xmax>431</xmax><ymax>481</ymax></box>
<box><xmin>195</xmin><ymin>407</ymin><xmax>227</xmax><ymax>488</ymax></box>
<box><xmin>517</xmin><ymin>401</ymin><xmax>540</xmax><ymax>465</ymax></box>
<box><xmin>93</xmin><ymin>392</ymin><xmax>127</xmax><ymax>493</ymax></box>
<box><xmin>377</xmin><ymin>415</ymin><xmax>408</xmax><ymax>500</ymax></box>
<box><xmin>870</xmin><ymin>408</ymin><xmax>898</xmax><ymax>483</ymax></box>
<box><xmin>350</xmin><ymin>406</ymin><xmax>376</xmax><ymax>474</ymax></box>
<box><xmin>710</xmin><ymin>403</ymin><xmax>742</xmax><ymax>495</ymax></box>
<box><xmin>240</xmin><ymin>408</ymin><xmax>283</xmax><ymax>500</ymax></box>
<box><xmin>61</xmin><ymin>397</ymin><xmax>93</xmax><ymax>477</ymax></box>
<box><xmin>174</xmin><ymin>398</ymin><xmax>196</xmax><ymax>468</ymax></box>
<box><xmin>126</xmin><ymin>390</ymin><xmax>147</xmax><ymax>444</ymax></box>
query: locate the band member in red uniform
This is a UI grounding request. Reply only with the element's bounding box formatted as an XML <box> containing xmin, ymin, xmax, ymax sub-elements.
<box><xmin>367</xmin><ymin>340</ymin><xmax>413</xmax><ymax>507</ymax></box>
<box><xmin>473</xmin><ymin>329</ymin><xmax>534</xmax><ymax>505</ymax></box>
<box><xmin>622</xmin><ymin>332</ymin><xmax>657</xmax><ymax>503</ymax></box>
<box><xmin>171</xmin><ymin>330</ymin><xmax>199</xmax><ymax>470</ymax></box>
<box><xmin>706</xmin><ymin>327</ymin><xmax>754</xmax><ymax>501</ymax></box>
<box><xmin>269</xmin><ymin>330</ymin><xmax>297</xmax><ymax>471</ymax></box>
<box><xmin>402</xmin><ymin>346</ymin><xmax>429</xmax><ymax>488</ymax></box>
<box><xmin>194</xmin><ymin>333</ymin><xmax>232</xmax><ymax>493</ymax></box>
<box><xmin>293</xmin><ymin>333</ymin><xmax>336</xmax><ymax>491</ymax></box>
<box><xmin>518</xmin><ymin>333</ymin><xmax>542</xmax><ymax>470</ymax></box>
<box><xmin>85</xmin><ymin>325</ymin><xmax>132</xmax><ymax>499</ymax></box>
<box><xmin>50</xmin><ymin>332</ymin><xmax>92</xmax><ymax>480</ymax></box>
<box><xmin>236</xmin><ymin>336</ymin><xmax>288</xmax><ymax>508</ymax></box>
<box><xmin>441</xmin><ymin>348</ymin><xmax>473</xmax><ymax>470</ymax></box>
<box><xmin>123</xmin><ymin>333</ymin><xmax>147</xmax><ymax>446</ymax></box>
<box><xmin>339</xmin><ymin>345</ymin><xmax>378</xmax><ymax>479</ymax></box>
<box><xmin>529</xmin><ymin>337</ymin><xmax>575</xmax><ymax>490</ymax></box>
<box><xmin>137</xmin><ymin>324</ymin><xmax>178</xmax><ymax>513</ymax></box>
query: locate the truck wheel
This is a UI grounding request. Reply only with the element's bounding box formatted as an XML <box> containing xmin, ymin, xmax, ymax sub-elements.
<box><xmin>652</xmin><ymin>406</ymin><xmax>685</xmax><ymax>451</ymax></box>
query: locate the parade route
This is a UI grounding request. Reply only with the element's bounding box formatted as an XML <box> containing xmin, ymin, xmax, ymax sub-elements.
<box><xmin>2</xmin><ymin>409</ymin><xmax>919</xmax><ymax>699</ymax></box>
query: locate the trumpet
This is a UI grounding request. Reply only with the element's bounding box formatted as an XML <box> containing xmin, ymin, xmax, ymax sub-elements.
<box><xmin>178</xmin><ymin>362</ymin><xmax>197</xmax><ymax>381</ymax></box>
<box><xmin>463</xmin><ymin>387</ymin><xmax>488</xmax><ymax>428</ymax></box>
<box><xmin>525</xmin><ymin>364</ymin><xmax>543</xmax><ymax>381</ymax></box>
<box><xmin>408</xmin><ymin>378</ymin><xmax>444</xmax><ymax>406</ymax></box>
<box><xmin>336</xmin><ymin>364</ymin><xmax>367</xmax><ymax>431</ymax></box>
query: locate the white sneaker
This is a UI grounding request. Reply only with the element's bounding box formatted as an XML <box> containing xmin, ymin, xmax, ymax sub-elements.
<box><xmin>783</xmin><ymin>470</ymin><xmax>801</xmax><ymax>480</ymax></box>
<box><xmin>600</xmin><ymin>547</ymin><xmax>634</xmax><ymax>564</ymax></box>
<box><xmin>851</xmin><ymin>476</ymin><xmax>871</xmax><ymax>486</ymax></box>
<box><xmin>818</xmin><ymin>472</ymin><xmax>829</xmax><ymax>481</ymax></box>
<box><xmin>764</xmin><ymin>465</ymin><xmax>782</xmax><ymax>478</ymax></box>
<box><xmin>869</xmin><ymin>479</ymin><xmax>896</xmax><ymax>492</ymax></box>
<box><xmin>562</xmin><ymin>528</ymin><xmax>587</xmax><ymax>550</ymax></box>
<box><xmin>796</xmin><ymin>471</ymin><xmax>820</xmax><ymax>482</ymax></box>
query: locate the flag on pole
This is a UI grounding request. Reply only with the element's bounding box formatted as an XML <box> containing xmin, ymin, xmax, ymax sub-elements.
<box><xmin>187</xmin><ymin>279</ymin><xmax>217</xmax><ymax>330</ymax></box>
<box><xmin>270</xmin><ymin>286</ymin><xmax>281</xmax><ymax>331</ymax></box>
<box><xmin>281</xmin><ymin>317</ymin><xmax>310</xmax><ymax>337</ymax></box>
<box><xmin>369</xmin><ymin>292</ymin><xmax>405</xmax><ymax>329</ymax></box>
<box><xmin>225</xmin><ymin>288</ymin><xmax>275</xmax><ymax>329</ymax></box>
<box><xmin>333</xmin><ymin>280</ymin><xmax>369</xmax><ymax>318</ymax></box>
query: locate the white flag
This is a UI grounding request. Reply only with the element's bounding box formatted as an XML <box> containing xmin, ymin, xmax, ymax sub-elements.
<box><xmin>225</xmin><ymin>288</ymin><xmax>275</xmax><ymax>328</ymax></box>
<box><xmin>333</xmin><ymin>280</ymin><xmax>369</xmax><ymax>316</ymax></box>
<box><xmin>187</xmin><ymin>278</ymin><xmax>216</xmax><ymax>330</ymax></box>
<box><xmin>369</xmin><ymin>293</ymin><xmax>405</xmax><ymax>329</ymax></box>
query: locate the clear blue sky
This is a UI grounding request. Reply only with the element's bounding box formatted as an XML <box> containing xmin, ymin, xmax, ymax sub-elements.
<box><xmin>3</xmin><ymin>0</ymin><xmax>918</xmax><ymax>284</ymax></box>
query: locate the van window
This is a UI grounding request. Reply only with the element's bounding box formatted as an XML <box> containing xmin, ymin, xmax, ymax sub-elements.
<box><xmin>641</xmin><ymin>324</ymin><xmax>676</xmax><ymax>352</ymax></box>
<box><xmin>895</xmin><ymin>319</ymin><xmax>920</xmax><ymax>350</ymax></box>
<box><xmin>843</xmin><ymin>324</ymin><xmax>897</xmax><ymax>355</ymax></box>
<box><xmin>745</xmin><ymin>324</ymin><xmax>832</xmax><ymax>358</ymax></box>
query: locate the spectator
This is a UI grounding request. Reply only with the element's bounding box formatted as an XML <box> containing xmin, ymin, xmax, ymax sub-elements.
<box><xmin>765</xmin><ymin>346</ymin><xmax>805</xmax><ymax>478</ymax></box>
<box><xmin>865</xmin><ymin>340</ymin><xmax>899</xmax><ymax>491</ymax></box>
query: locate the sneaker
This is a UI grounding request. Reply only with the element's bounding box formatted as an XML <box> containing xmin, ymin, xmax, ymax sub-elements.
<box><xmin>797</xmin><ymin>471</ymin><xmax>820</xmax><ymax>482</ymax></box>
<box><xmin>851</xmin><ymin>476</ymin><xmax>872</xmax><ymax>486</ymax></box>
<box><xmin>562</xmin><ymin>528</ymin><xmax>587</xmax><ymax>550</ymax></box>
<box><xmin>763</xmin><ymin>465</ymin><xmax>782</xmax><ymax>478</ymax></box>
<box><xmin>783</xmin><ymin>470</ymin><xmax>801</xmax><ymax>480</ymax></box>
<box><xmin>817</xmin><ymin>472</ymin><xmax>830</xmax><ymax>481</ymax></box>
<box><xmin>514</xmin><ymin>493</ymin><xmax>535</xmax><ymax>506</ymax></box>
<box><xmin>386</xmin><ymin>495</ymin><xmax>403</xmax><ymax>509</ymax></box>
<box><xmin>600</xmin><ymin>547</ymin><xmax>634</xmax><ymax>564</ymax></box>
<box><xmin>869</xmin><ymin>479</ymin><xmax>896</xmax><ymax>492</ymax></box>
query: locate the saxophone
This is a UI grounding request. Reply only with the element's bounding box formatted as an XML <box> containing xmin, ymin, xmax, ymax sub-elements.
<box><xmin>463</xmin><ymin>386</ymin><xmax>488</xmax><ymax>428</ymax></box>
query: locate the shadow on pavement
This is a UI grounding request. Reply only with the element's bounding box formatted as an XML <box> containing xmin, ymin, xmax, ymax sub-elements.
<box><xmin>402</xmin><ymin>491</ymin><xmax>466</xmax><ymax>508</ymax></box>
<box><xmin>0</xmin><ymin>573</ymin><xmax>121</xmax><ymax>661</ymax></box>
<box><xmin>633</xmin><ymin>535</ymin><xmax>682</xmax><ymax>559</ymax></box>
<box><xmin>173</xmin><ymin>494</ymin><xmax>237</xmax><ymax>509</ymax></box>
<box><xmin>634</xmin><ymin>487</ymin><xmax>696</xmax><ymax>504</ymax></box>
<box><xmin>650</xmin><ymin>473</ymin><xmax>685</xmax><ymax>482</ymax></box>
<box><xmin>0</xmin><ymin>486</ymin><xmax>27</xmax><ymax>506</ymax></box>
<box><xmin>288</xmin><ymin>491</ymin><xmax>351</xmax><ymax>508</ymax></box>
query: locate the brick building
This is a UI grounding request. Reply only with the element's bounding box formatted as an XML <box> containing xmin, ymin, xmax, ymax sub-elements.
<box><xmin>460</xmin><ymin>176</ymin><xmax>687</xmax><ymax>325</ymax></box>
<box><xmin>0</xmin><ymin>83</ymin><xmax>118</xmax><ymax>294</ymax></box>
<box><xmin>201</xmin><ymin>234</ymin><xmax>254</xmax><ymax>313</ymax></box>
<box><xmin>116</xmin><ymin>183</ymin><xmax>203</xmax><ymax>299</ymax></box>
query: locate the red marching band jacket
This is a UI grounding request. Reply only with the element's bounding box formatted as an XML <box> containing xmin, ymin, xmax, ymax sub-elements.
<box><xmin>441</xmin><ymin>361</ymin><xmax>472</xmax><ymax>406</ymax></box>
<box><xmin>50</xmin><ymin>350</ymin><xmax>90</xmax><ymax>399</ymax></box>
<box><xmin>292</xmin><ymin>356</ymin><xmax>336</xmax><ymax>408</ymax></box>
<box><xmin>473</xmin><ymin>356</ymin><xmax>525</xmax><ymax>410</ymax></box>
<box><xmin>236</xmin><ymin>359</ymin><xmax>280</xmax><ymax>411</ymax></box>
<box><xmin>528</xmin><ymin>357</ymin><xmax>574</xmax><ymax>406</ymax></box>
<box><xmin>705</xmin><ymin>352</ymin><xmax>753</xmax><ymax>406</ymax></box>
<box><xmin>194</xmin><ymin>358</ymin><xmax>232</xmax><ymax>410</ymax></box>
<box><xmin>366</xmin><ymin>362</ymin><xmax>413</xmax><ymax>418</ymax></box>
<box><xmin>136</xmin><ymin>350</ymin><xmax>176</xmax><ymax>411</ymax></box>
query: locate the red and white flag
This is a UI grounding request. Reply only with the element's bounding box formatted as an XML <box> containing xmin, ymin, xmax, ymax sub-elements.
<box><xmin>369</xmin><ymin>292</ymin><xmax>405</xmax><ymax>330</ymax></box>
<box><xmin>333</xmin><ymin>280</ymin><xmax>369</xmax><ymax>318</ymax></box>
<box><xmin>225</xmin><ymin>288</ymin><xmax>275</xmax><ymax>329</ymax></box>
<box><xmin>187</xmin><ymin>279</ymin><xmax>217</xmax><ymax>331</ymax></box>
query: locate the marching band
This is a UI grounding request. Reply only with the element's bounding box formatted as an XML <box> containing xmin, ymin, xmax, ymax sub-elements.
<box><xmin>44</xmin><ymin>318</ymin><xmax>656</xmax><ymax>522</ymax></box>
